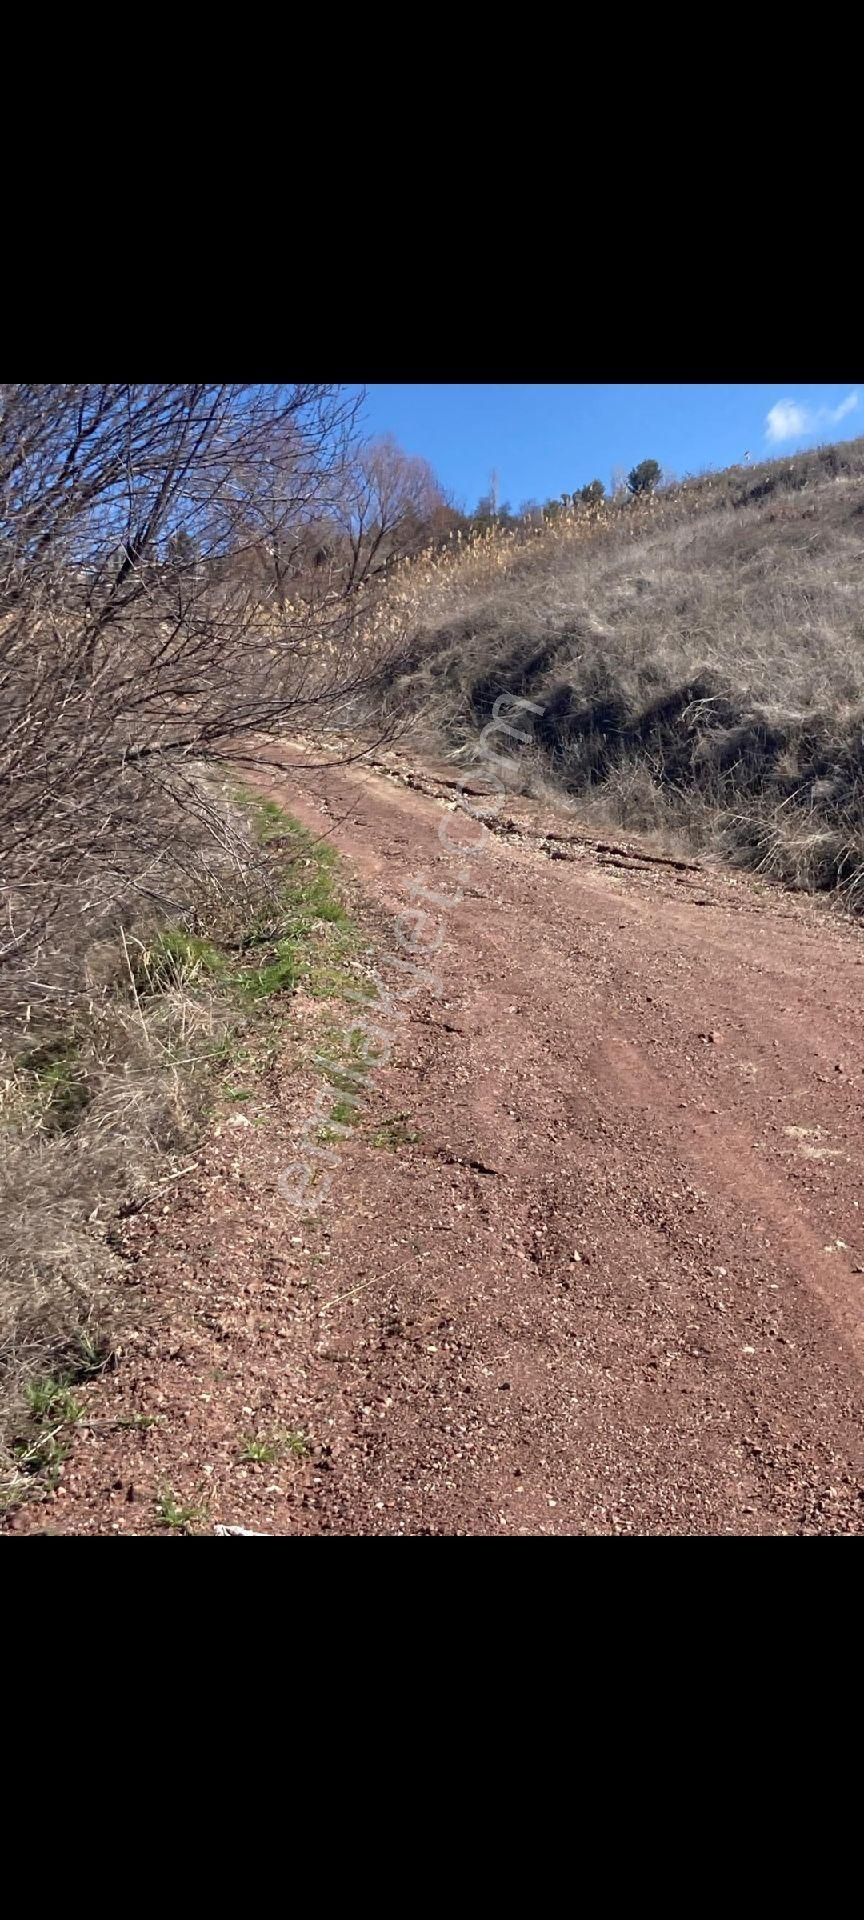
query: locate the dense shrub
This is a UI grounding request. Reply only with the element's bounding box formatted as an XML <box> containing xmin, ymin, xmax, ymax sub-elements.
<box><xmin>627</xmin><ymin>459</ymin><xmax>662</xmax><ymax>495</ymax></box>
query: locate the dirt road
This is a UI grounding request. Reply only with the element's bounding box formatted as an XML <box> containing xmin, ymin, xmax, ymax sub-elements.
<box><xmin>14</xmin><ymin>748</ymin><xmax>864</xmax><ymax>1534</ymax></box>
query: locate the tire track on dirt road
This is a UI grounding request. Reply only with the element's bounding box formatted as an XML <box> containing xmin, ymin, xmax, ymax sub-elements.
<box><xmin>238</xmin><ymin>748</ymin><xmax>864</xmax><ymax>1534</ymax></box>
<box><xmin>13</xmin><ymin>745</ymin><xmax>863</xmax><ymax>1534</ymax></box>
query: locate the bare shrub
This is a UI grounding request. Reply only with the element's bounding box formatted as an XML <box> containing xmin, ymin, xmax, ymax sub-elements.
<box><xmin>0</xmin><ymin>384</ymin><xmax>429</xmax><ymax>1495</ymax></box>
<box><xmin>0</xmin><ymin>385</ymin><xmax>428</xmax><ymax>997</ymax></box>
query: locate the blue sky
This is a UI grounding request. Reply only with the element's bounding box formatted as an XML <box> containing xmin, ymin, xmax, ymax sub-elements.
<box><xmin>357</xmin><ymin>385</ymin><xmax>862</xmax><ymax>512</ymax></box>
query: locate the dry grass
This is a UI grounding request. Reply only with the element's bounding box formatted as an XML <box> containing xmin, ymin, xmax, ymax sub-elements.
<box><xmin>0</xmin><ymin>773</ymin><xmax>356</xmax><ymax>1507</ymax></box>
<box><xmin>0</xmin><ymin>384</ymin><xmax>416</xmax><ymax>1509</ymax></box>
<box><xmin>383</xmin><ymin>437</ymin><xmax>864</xmax><ymax>902</ymax></box>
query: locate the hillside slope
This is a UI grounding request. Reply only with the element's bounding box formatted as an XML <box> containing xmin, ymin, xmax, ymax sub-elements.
<box><xmin>388</xmin><ymin>437</ymin><xmax>864</xmax><ymax>901</ymax></box>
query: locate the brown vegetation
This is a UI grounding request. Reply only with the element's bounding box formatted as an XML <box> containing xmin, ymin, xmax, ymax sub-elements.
<box><xmin>386</xmin><ymin>435</ymin><xmax>864</xmax><ymax>903</ymax></box>
<box><xmin>0</xmin><ymin>383</ymin><xmax>439</xmax><ymax>1498</ymax></box>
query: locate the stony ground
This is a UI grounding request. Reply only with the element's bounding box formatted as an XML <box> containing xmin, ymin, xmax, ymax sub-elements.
<box><xmin>7</xmin><ymin>744</ymin><xmax>864</xmax><ymax>1535</ymax></box>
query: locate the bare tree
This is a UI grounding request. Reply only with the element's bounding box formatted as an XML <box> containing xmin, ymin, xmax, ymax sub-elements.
<box><xmin>0</xmin><ymin>385</ymin><xmax>408</xmax><ymax>986</ymax></box>
<box><xmin>335</xmin><ymin>434</ymin><xmax>449</xmax><ymax>592</ymax></box>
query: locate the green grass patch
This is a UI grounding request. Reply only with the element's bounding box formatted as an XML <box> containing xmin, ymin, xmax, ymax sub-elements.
<box><xmin>75</xmin><ymin>1328</ymin><xmax>111</xmax><ymax>1376</ymax></box>
<box><xmin>118</xmin><ymin>797</ymin><xmax>364</xmax><ymax>1018</ymax></box>
<box><xmin>240</xmin><ymin>932</ymin><xmax>363</xmax><ymax>1004</ymax></box>
<box><xmin>129</xmin><ymin>927</ymin><xmax>227</xmax><ymax>996</ymax></box>
<box><xmin>228</xmin><ymin>795</ymin><xmax>362</xmax><ymax>1003</ymax></box>
<box><xmin>25</xmin><ymin>1378</ymin><xmax>84</xmax><ymax>1423</ymax></box>
<box><xmin>370</xmin><ymin>1113</ymin><xmax>420</xmax><ymax>1150</ymax></box>
<box><xmin>238</xmin><ymin>1429</ymin><xmax>311</xmax><ymax>1465</ymax></box>
<box><xmin>241</xmin><ymin>793</ymin><xmax>299</xmax><ymax>845</ymax></box>
<box><xmin>316</xmin><ymin>1095</ymin><xmax>361</xmax><ymax>1143</ymax></box>
<box><xmin>241</xmin><ymin>940</ymin><xmax>304</xmax><ymax>999</ymax></box>
<box><xmin>155</xmin><ymin>1487</ymin><xmax>208</xmax><ymax>1532</ymax></box>
<box><xmin>15</xmin><ymin>1035</ymin><xmax>91</xmax><ymax>1134</ymax></box>
<box><xmin>316</xmin><ymin>1025</ymin><xmax>381</xmax><ymax>1071</ymax></box>
<box><xmin>12</xmin><ymin>1373</ymin><xmax>87</xmax><ymax>1483</ymax></box>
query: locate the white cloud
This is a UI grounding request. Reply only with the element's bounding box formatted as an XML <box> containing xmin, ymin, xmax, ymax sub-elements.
<box><xmin>765</xmin><ymin>391</ymin><xmax>859</xmax><ymax>445</ymax></box>
<box><xmin>765</xmin><ymin>399</ymin><xmax>809</xmax><ymax>443</ymax></box>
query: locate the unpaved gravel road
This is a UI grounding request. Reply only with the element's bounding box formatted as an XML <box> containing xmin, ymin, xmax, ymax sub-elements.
<box><xmin>12</xmin><ymin>747</ymin><xmax>864</xmax><ymax>1534</ymax></box>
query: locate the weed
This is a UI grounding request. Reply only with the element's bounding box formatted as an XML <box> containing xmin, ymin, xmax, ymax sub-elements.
<box><xmin>240</xmin><ymin>793</ymin><xmax>297</xmax><ymax>844</ymax></box>
<box><xmin>13</xmin><ymin>1427</ymin><xmax>70</xmax><ymax>1479</ymax></box>
<box><xmin>238</xmin><ymin>854</ymin><xmax>360</xmax><ymax>1000</ymax></box>
<box><xmin>239</xmin><ymin>1435</ymin><xmax>281</xmax><ymax>1463</ymax></box>
<box><xmin>241</xmin><ymin>940</ymin><xmax>302</xmax><ymax>999</ymax></box>
<box><xmin>315</xmin><ymin>1025</ymin><xmax>380</xmax><ymax>1086</ymax></box>
<box><xmin>76</xmin><ymin>1329</ymin><xmax>110</xmax><ymax>1375</ymax></box>
<box><xmin>12</xmin><ymin>1373</ymin><xmax>86</xmax><ymax>1484</ymax></box>
<box><xmin>16</xmin><ymin>1037</ymin><xmax>78</xmax><ymax>1077</ymax></box>
<box><xmin>238</xmin><ymin>1429</ymin><xmax>311</xmax><ymax>1464</ymax></box>
<box><xmin>316</xmin><ymin>1091</ymin><xmax>362</xmax><ymax>1142</ymax></box>
<box><xmin>155</xmin><ymin>1488</ymin><xmax>208</xmax><ymax>1532</ymax></box>
<box><xmin>304</xmin><ymin>958</ymin><xmax>369</xmax><ymax>1001</ymax></box>
<box><xmin>370</xmin><ymin>1113</ymin><xmax>420</xmax><ymax>1149</ymax></box>
<box><xmin>16</xmin><ymin>1036</ymin><xmax>91</xmax><ymax>1133</ymax></box>
<box><xmin>25</xmin><ymin>1378</ymin><xmax>83</xmax><ymax>1424</ymax></box>
<box><xmin>129</xmin><ymin>928</ymin><xmax>225</xmax><ymax>996</ymax></box>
